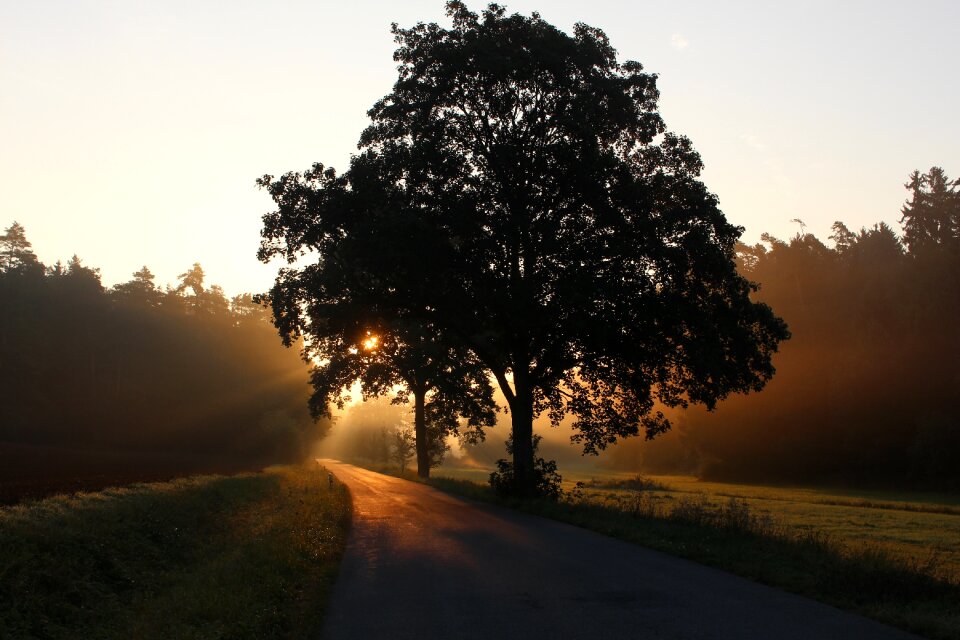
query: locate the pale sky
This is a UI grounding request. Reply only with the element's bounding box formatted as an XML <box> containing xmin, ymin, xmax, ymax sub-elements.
<box><xmin>2</xmin><ymin>1</ymin><xmax>958</xmax><ymax>296</ymax></box>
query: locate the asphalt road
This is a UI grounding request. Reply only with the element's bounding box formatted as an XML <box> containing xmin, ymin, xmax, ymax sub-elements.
<box><xmin>318</xmin><ymin>460</ymin><xmax>920</xmax><ymax>640</ymax></box>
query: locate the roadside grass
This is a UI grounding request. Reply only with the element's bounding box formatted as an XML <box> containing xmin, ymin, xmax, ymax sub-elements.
<box><xmin>422</xmin><ymin>474</ymin><xmax>960</xmax><ymax>640</ymax></box>
<box><xmin>435</xmin><ymin>466</ymin><xmax>960</xmax><ymax>581</ymax></box>
<box><xmin>619</xmin><ymin>474</ymin><xmax>960</xmax><ymax>513</ymax></box>
<box><xmin>0</xmin><ymin>463</ymin><xmax>351</xmax><ymax>640</ymax></box>
<box><xmin>574</xmin><ymin>475</ymin><xmax>960</xmax><ymax>583</ymax></box>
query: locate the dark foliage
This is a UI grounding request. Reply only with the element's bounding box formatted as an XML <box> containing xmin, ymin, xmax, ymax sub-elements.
<box><xmin>257</xmin><ymin>169</ymin><xmax>499</xmax><ymax>479</ymax></box>
<box><xmin>900</xmin><ymin>166</ymin><xmax>960</xmax><ymax>256</ymax></box>
<box><xmin>616</xmin><ymin>168</ymin><xmax>960</xmax><ymax>488</ymax></box>
<box><xmin>0</xmin><ymin>224</ymin><xmax>320</xmax><ymax>495</ymax></box>
<box><xmin>489</xmin><ymin>435</ymin><xmax>562</xmax><ymax>500</ymax></box>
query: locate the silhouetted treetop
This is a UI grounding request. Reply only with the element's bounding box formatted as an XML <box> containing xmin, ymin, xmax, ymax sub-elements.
<box><xmin>112</xmin><ymin>266</ymin><xmax>163</xmax><ymax>307</ymax></box>
<box><xmin>0</xmin><ymin>222</ymin><xmax>41</xmax><ymax>275</ymax></box>
<box><xmin>64</xmin><ymin>255</ymin><xmax>104</xmax><ymax>294</ymax></box>
<box><xmin>901</xmin><ymin>167</ymin><xmax>960</xmax><ymax>255</ymax></box>
<box><xmin>176</xmin><ymin>262</ymin><xmax>206</xmax><ymax>296</ymax></box>
<box><xmin>366</xmin><ymin>2</ymin><xmax>670</xmax><ymax>161</ymax></box>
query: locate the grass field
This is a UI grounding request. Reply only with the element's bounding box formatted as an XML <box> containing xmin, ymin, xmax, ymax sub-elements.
<box><xmin>584</xmin><ymin>473</ymin><xmax>960</xmax><ymax>584</ymax></box>
<box><xmin>428</xmin><ymin>465</ymin><xmax>960</xmax><ymax>639</ymax></box>
<box><xmin>438</xmin><ymin>466</ymin><xmax>960</xmax><ymax>583</ymax></box>
<box><xmin>0</xmin><ymin>463</ymin><xmax>351</xmax><ymax>640</ymax></box>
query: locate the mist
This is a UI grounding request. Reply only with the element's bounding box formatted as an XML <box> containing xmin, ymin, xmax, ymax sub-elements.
<box><xmin>314</xmin><ymin>167</ymin><xmax>960</xmax><ymax>491</ymax></box>
<box><xmin>315</xmin><ymin>389</ymin><xmax>624</xmax><ymax>477</ymax></box>
<box><xmin>0</xmin><ymin>227</ymin><xmax>325</xmax><ymax>501</ymax></box>
<box><xmin>607</xmin><ymin>194</ymin><xmax>960</xmax><ymax>488</ymax></box>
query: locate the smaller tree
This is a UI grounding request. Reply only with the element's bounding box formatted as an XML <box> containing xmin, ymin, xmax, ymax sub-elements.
<box><xmin>173</xmin><ymin>262</ymin><xmax>229</xmax><ymax>315</ymax></box>
<box><xmin>230</xmin><ymin>293</ymin><xmax>273</xmax><ymax>323</ymax></box>
<box><xmin>54</xmin><ymin>255</ymin><xmax>104</xmax><ymax>296</ymax></box>
<box><xmin>0</xmin><ymin>222</ymin><xmax>42</xmax><ymax>275</ymax></box>
<box><xmin>304</xmin><ymin>320</ymin><xmax>495</xmax><ymax>477</ymax></box>
<box><xmin>391</xmin><ymin>425</ymin><xmax>416</xmax><ymax>474</ymax></box>
<box><xmin>112</xmin><ymin>266</ymin><xmax>163</xmax><ymax>307</ymax></box>
<box><xmin>829</xmin><ymin>221</ymin><xmax>857</xmax><ymax>255</ymax></box>
<box><xmin>176</xmin><ymin>262</ymin><xmax>206</xmax><ymax>296</ymax></box>
<box><xmin>257</xmin><ymin>169</ymin><xmax>498</xmax><ymax>478</ymax></box>
<box><xmin>900</xmin><ymin>167</ymin><xmax>960</xmax><ymax>255</ymax></box>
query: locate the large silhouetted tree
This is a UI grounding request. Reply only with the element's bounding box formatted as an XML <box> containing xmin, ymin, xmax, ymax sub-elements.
<box><xmin>259</xmin><ymin>2</ymin><xmax>788</xmax><ymax>496</ymax></box>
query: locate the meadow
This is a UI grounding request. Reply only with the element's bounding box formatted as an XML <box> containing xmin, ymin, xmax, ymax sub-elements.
<box><xmin>430</xmin><ymin>465</ymin><xmax>960</xmax><ymax>639</ymax></box>
<box><xmin>0</xmin><ymin>463</ymin><xmax>351</xmax><ymax>640</ymax></box>
<box><xmin>585</xmin><ymin>473</ymin><xmax>960</xmax><ymax>581</ymax></box>
<box><xmin>439</xmin><ymin>466</ymin><xmax>960</xmax><ymax>580</ymax></box>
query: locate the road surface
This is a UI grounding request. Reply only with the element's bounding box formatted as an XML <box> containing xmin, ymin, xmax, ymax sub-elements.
<box><xmin>319</xmin><ymin>460</ymin><xmax>919</xmax><ymax>640</ymax></box>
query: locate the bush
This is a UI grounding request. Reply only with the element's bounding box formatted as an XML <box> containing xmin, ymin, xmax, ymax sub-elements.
<box><xmin>489</xmin><ymin>435</ymin><xmax>562</xmax><ymax>500</ymax></box>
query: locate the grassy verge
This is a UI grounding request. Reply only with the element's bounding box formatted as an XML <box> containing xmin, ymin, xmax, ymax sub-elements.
<box><xmin>0</xmin><ymin>462</ymin><xmax>351</xmax><ymax>640</ymax></box>
<box><xmin>576</xmin><ymin>474</ymin><xmax>960</xmax><ymax>581</ymax></box>
<box><xmin>424</xmin><ymin>474</ymin><xmax>960</xmax><ymax>640</ymax></box>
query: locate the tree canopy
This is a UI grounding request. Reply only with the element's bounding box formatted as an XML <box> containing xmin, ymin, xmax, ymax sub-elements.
<box><xmin>259</xmin><ymin>2</ymin><xmax>789</xmax><ymax>496</ymax></box>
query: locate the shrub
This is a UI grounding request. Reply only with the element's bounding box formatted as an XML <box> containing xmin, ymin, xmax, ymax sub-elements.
<box><xmin>489</xmin><ymin>435</ymin><xmax>562</xmax><ymax>500</ymax></box>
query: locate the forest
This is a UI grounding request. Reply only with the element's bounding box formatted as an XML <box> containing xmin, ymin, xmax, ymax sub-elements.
<box><xmin>607</xmin><ymin>167</ymin><xmax>960</xmax><ymax>488</ymax></box>
<box><xmin>0</xmin><ymin>227</ymin><xmax>321</xmax><ymax>499</ymax></box>
<box><xmin>2</xmin><ymin>167</ymin><xmax>957</xmax><ymax>494</ymax></box>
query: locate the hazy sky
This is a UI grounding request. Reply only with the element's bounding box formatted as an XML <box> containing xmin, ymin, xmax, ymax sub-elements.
<box><xmin>2</xmin><ymin>1</ymin><xmax>957</xmax><ymax>295</ymax></box>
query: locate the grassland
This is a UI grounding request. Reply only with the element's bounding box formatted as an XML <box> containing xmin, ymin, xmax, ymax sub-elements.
<box><xmin>584</xmin><ymin>472</ymin><xmax>960</xmax><ymax>583</ymax></box>
<box><xmin>426</xmin><ymin>466</ymin><xmax>960</xmax><ymax>640</ymax></box>
<box><xmin>0</xmin><ymin>463</ymin><xmax>351</xmax><ymax>640</ymax></box>
<box><xmin>438</xmin><ymin>466</ymin><xmax>960</xmax><ymax>582</ymax></box>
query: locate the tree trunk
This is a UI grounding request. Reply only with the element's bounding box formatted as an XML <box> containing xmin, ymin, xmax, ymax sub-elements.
<box><xmin>413</xmin><ymin>386</ymin><xmax>430</xmax><ymax>479</ymax></box>
<box><xmin>511</xmin><ymin>368</ymin><xmax>535</xmax><ymax>497</ymax></box>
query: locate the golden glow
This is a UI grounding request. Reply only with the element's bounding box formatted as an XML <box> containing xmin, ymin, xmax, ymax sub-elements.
<box><xmin>362</xmin><ymin>334</ymin><xmax>379</xmax><ymax>351</ymax></box>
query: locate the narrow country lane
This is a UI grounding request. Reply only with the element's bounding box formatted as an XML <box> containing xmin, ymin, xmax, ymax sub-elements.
<box><xmin>318</xmin><ymin>460</ymin><xmax>919</xmax><ymax>640</ymax></box>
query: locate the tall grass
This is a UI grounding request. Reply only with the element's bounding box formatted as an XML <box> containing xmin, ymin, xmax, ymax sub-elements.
<box><xmin>582</xmin><ymin>473</ymin><xmax>670</xmax><ymax>492</ymax></box>
<box><xmin>0</xmin><ymin>463</ymin><xmax>351</xmax><ymax>640</ymax></box>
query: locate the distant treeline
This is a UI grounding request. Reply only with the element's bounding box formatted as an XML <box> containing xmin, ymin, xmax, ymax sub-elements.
<box><xmin>0</xmin><ymin>224</ymin><xmax>322</xmax><ymax>479</ymax></box>
<box><xmin>610</xmin><ymin>167</ymin><xmax>960</xmax><ymax>488</ymax></box>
